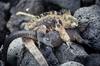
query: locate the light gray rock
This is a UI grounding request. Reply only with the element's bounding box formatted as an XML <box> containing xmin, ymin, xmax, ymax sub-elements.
<box><xmin>55</xmin><ymin>43</ymin><xmax>88</xmax><ymax>64</ymax></box>
<box><xmin>7</xmin><ymin>38</ymin><xmax>23</xmax><ymax>66</ymax></box>
<box><xmin>60</xmin><ymin>61</ymin><xmax>84</xmax><ymax>66</ymax></box>
<box><xmin>74</xmin><ymin>5</ymin><xmax>100</xmax><ymax>50</ymax></box>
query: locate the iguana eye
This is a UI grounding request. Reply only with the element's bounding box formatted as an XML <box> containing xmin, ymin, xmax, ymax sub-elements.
<box><xmin>57</xmin><ymin>24</ymin><xmax>61</xmax><ymax>28</ymax></box>
<box><xmin>71</xmin><ymin>21</ymin><xmax>74</xmax><ymax>23</ymax></box>
<box><xmin>59</xmin><ymin>20</ymin><xmax>63</xmax><ymax>25</ymax></box>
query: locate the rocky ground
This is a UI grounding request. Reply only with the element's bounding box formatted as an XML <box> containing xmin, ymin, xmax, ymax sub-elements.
<box><xmin>0</xmin><ymin>0</ymin><xmax>100</xmax><ymax>66</ymax></box>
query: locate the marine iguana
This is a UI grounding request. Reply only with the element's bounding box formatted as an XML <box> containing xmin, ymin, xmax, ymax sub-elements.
<box><xmin>16</xmin><ymin>9</ymin><xmax>78</xmax><ymax>31</ymax></box>
<box><xmin>3</xmin><ymin>9</ymin><xmax>79</xmax><ymax>66</ymax></box>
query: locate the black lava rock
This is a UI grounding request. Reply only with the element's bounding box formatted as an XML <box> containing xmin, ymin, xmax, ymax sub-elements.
<box><xmin>10</xmin><ymin>0</ymin><xmax>44</xmax><ymax>15</ymax></box>
<box><xmin>55</xmin><ymin>43</ymin><xmax>88</xmax><ymax>64</ymax></box>
<box><xmin>44</xmin><ymin>0</ymin><xmax>80</xmax><ymax>13</ymax></box>
<box><xmin>84</xmin><ymin>54</ymin><xmax>100</xmax><ymax>66</ymax></box>
<box><xmin>81</xmin><ymin>0</ymin><xmax>96</xmax><ymax>6</ymax></box>
<box><xmin>74</xmin><ymin>5</ymin><xmax>100</xmax><ymax>50</ymax></box>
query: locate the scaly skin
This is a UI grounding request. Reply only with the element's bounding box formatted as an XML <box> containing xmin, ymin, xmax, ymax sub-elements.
<box><xmin>2</xmin><ymin>30</ymin><xmax>48</xmax><ymax>66</ymax></box>
<box><xmin>16</xmin><ymin>9</ymin><xmax>78</xmax><ymax>31</ymax></box>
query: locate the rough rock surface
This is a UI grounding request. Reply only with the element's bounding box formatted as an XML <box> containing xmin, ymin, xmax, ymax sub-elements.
<box><xmin>81</xmin><ymin>0</ymin><xmax>96</xmax><ymax>6</ymax></box>
<box><xmin>0</xmin><ymin>2</ymin><xmax>10</xmax><ymax>47</ymax></box>
<box><xmin>83</xmin><ymin>54</ymin><xmax>100</xmax><ymax>66</ymax></box>
<box><xmin>0</xmin><ymin>60</ymin><xmax>4</xmax><ymax>66</ymax></box>
<box><xmin>9</xmin><ymin>0</ymin><xmax>19</xmax><ymax>7</ymax></box>
<box><xmin>40</xmin><ymin>46</ymin><xmax>59</xmax><ymax>66</ymax></box>
<box><xmin>0</xmin><ymin>2</ymin><xmax>10</xmax><ymax>31</ymax></box>
<box><xmin>0</xmin><ymin>2</ymin><xmax>10</xmax><ymax>11</ymax></box>
<box><xmin>55</xmin><ymin>43</ymin><xmax>88</xmax><ymax>64</ymax></box>
<box><xmin>17</xmin><ymin>45</ymin><xmax>59</xmax><ymax>66</ymax></box>
<box><xmin>0</xmin><ymin>11</ymin><xmax>6</xmax><ymax>31</ymax></box>
<box><xmin>10</xmin><ymin>0</ymin><xmax>44</xmax><ymax>15</ymax></box>
<box><xmin>60</xmin><ymin>61</ymin><xmax>84</xmax><ymax>66</ymax></box>
<box><xmin>39</xmin><ymin>31</ymin><xmax>63</xmax><ymax>48</ymax></box>
<box><xmin>96</xmin><ymin>0</ymin><xmax>100</xmax><ymax>5</ymax></box>
<box><xmin>7</xmin><ymin>38</ymin><xmax>23</xmax><ymax>66</ymax></box>
<box><xmin>74</xmin><ymin>5</ymin><xmax>100</xmax><ymax>50</ymax></box>
<box><xmin>17</xmin><ymin>47</ymin><xmax>40</xmax><ymax>66</ymax></box>
<box><xmin>44</xmin><ymin>0</ymin><xmax>80</xmax><ymax>13</ymax></box>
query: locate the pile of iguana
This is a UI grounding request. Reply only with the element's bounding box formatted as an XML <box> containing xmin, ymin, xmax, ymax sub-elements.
<box><xmin>2</xmin><ymin>9</ymin><xmax>90</xmax><ymax>66</ymax></box>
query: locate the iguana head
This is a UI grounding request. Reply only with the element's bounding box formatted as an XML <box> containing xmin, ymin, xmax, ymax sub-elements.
<box><xmin>61</xmin><ymin>9</ymin><xmax>78</xmax><ymax>28</ymax></box>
